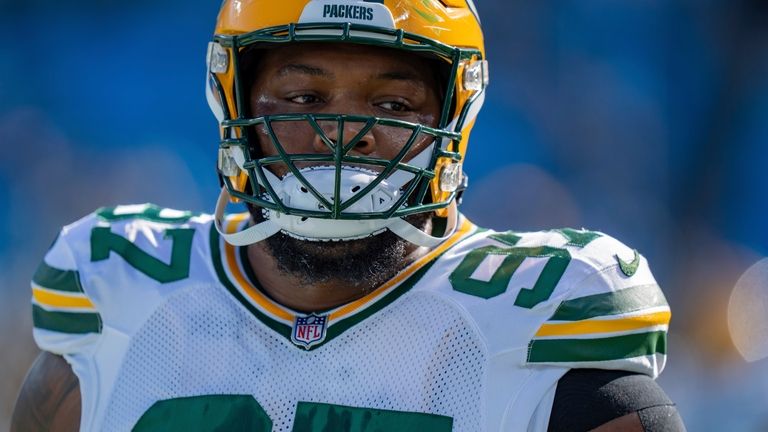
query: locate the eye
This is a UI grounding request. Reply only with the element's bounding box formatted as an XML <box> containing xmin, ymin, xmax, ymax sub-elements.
<box><xmin>377</xmin><ymin>100</ymin><xmax>412</xmax><ymax>113</ymax></box>
<box><xmin>288</xmin><ymin>94</ymin><xmax>322</xmax><ymax>104</ymax></box>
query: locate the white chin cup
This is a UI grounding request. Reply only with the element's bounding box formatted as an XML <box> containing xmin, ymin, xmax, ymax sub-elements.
<box><xmin>263</xmin><ymin>166</ymin><xmax>400</xmax><ymax>241</ymax></box>
<box><xmin>214</xmin><ymin>166</ymin><xmax>458</xmax><ymax>247</ymax></box>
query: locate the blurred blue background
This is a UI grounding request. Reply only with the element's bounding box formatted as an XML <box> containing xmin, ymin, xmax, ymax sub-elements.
<box><xmin>1</xmin><ymin>1</ymin><xmax>767</xmax><ymax>430</ymax></box>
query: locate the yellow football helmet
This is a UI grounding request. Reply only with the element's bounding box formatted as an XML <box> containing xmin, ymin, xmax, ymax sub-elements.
<box><xmin>207</xmin><ymin>0</ymin><xmax>487</xmax><ymax>246</ymax></box>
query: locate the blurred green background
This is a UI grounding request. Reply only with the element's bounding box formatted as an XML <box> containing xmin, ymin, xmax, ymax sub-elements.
<box><xmin>1</xmin><ymin>1</ymin><xmax>767</xmax><ymax>430</ymax></box>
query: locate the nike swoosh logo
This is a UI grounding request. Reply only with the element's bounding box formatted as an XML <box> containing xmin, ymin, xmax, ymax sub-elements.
<box><xmin>615</xmin><ymin>249</ymin><xmax>640</xmax><ymax>277</ymax></box>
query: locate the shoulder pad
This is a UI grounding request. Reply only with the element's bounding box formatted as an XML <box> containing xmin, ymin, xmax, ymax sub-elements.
<box><xmin>437</xmin><ymin>228</ymin><xmax>668</xmax><ymax>377</ymax></box>
<box><xmin>526</xmin><ymin>229</ymin><xmax>669</xmax><ymax>377</ymax></box>
<box><xmin>32</xmin><ymin>211</ymin><xmax>102</xmax><ymax>355</ymax></box>
<box><xmin>31</xmin><ymin>204</ymin><xmax>214</xmax><ymax>356</ymax></box>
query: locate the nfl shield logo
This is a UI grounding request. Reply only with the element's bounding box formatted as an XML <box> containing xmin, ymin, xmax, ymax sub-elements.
<box><xmin>291</xmin><ymin>314</ymin><xmax>328</xmax><ymax>349</ymax></box>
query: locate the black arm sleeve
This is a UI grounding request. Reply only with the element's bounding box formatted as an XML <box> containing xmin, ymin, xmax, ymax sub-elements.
<box><xmin>547</xmin><ymin>369</ymin><xmax>686</xmax><ymax>432</ymax></box>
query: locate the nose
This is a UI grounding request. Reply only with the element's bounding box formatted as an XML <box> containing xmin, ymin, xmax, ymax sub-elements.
<box><xmin>313</xmin><ymin>119</ymin><xmax>377</xmax><ymax>155</ymax></box>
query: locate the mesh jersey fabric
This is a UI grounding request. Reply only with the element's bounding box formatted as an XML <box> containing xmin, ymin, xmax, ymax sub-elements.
<box><xmin>30</xmin><ymin>204</ymin><xmax>670</xmax><ymax>431</ymax></box>
<box><xmin>101</xmin><ymin>284</ymin><xmax>486</xmax><ymax>431</ymax></box>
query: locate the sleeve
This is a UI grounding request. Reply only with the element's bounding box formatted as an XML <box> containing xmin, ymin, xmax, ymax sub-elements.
<box><xmin>526</xmin><ymin>236</ymin><xmax>670</xmax><ymax>377</ymax></box>
<box><xmin>546</xmin><ymin>369</ymin><xmax>684</xmax><ymax>432</ymax></box>
<box><xmin>31</xmin><ymin>217</ymin><xmax>102</xmax><ymax>356</ymax></box>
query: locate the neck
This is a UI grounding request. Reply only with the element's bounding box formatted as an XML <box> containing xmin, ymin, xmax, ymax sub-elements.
<box><xmin>246</xmin><ymin>239</ymin><xmax>429</xmax><ymax>312</ymax></box>
<box><xmin>242</xmin><ymin>208</ymin><xmax>438</xmax><ymax>312</ymax></box>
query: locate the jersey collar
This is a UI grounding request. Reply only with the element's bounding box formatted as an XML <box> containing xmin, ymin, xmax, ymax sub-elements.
<box><xmin>210</xmin><ymin>213</ymin><xmax>477</xmax><ymax>350</ymax></box>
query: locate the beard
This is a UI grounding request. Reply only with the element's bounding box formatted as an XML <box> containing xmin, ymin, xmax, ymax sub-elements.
<box><xmin>247</xmin><ymin>204</ymin><xmax>431</xmax><ymax>293</ymax></box>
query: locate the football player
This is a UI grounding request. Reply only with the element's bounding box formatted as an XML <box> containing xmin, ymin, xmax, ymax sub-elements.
<box><xmin>12</xmin><ymin>1</ymin><xmax>685</xmax><ymax>431</ymax></box>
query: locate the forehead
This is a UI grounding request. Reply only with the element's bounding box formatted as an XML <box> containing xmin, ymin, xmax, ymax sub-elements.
<box><xmin>250</xmin><ymin>42</ymin><xmax>441</xmax><ymax>82</ymax></box>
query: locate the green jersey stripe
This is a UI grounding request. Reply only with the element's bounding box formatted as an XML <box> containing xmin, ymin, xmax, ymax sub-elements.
<box><xmin>528</xmin><ymin>330</ymin><xmax>667</xmax><ymax>363</ymax></box>
<box><xmin>32</xmin><ymin>262</ymin><xmax>83</xmax><ymax>293</ymax></box>
<box><xmin>550</xmin><ymin>284</ymin><xmax>668</xmax><ymax>321</ymax></box>
<box><xmin>32</xmin><ymin>304</ymin><xmax>102</xmax><ymax>334</ymax></box>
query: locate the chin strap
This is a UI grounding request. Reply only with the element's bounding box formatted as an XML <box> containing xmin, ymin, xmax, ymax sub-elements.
<box><xmin>386</xmin><ymin>200</ymin><xmax>458</xmax><ymax>247</ymax></box>
<box><xmin>214</xmin><ymin>187</ymin><xmax>459</xmax><ymax>248</ymax></box>
<box><xmin>214</xmin><ymin>188</ymin><xmax>281</xmax><ymax>246</ymax></box>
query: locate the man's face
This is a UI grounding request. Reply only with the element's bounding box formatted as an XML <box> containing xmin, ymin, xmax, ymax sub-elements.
<box><xmin>248</xmin><ymin>42</ymin><xmax>443</xmax><ymax>176</ymax></box>
<box><xmin>245</xmin><ymin>43</ymin><xmax>444</xmax><ymax>288</ymax></box>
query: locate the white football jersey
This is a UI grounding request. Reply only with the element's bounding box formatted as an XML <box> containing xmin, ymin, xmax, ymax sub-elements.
<box><xmin>30</xmin><ymin>204</ymin><xmax>670</xmax><ymax>431</ymax></box>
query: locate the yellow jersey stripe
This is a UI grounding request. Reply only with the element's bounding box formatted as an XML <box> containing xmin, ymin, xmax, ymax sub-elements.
<box><xmin>32</xmin><ymin>286</ymin><xmax>95</xmax><ymax>310</ymax></box>
<box><xmin>223</xmin><ymin>215</ymin><xmax>294</xmax><ymax>322</ymax></box>
<box><xmin>534</xmin><ymin>310</ymin><xmax>671</xmax><ymax>337</ymax></box>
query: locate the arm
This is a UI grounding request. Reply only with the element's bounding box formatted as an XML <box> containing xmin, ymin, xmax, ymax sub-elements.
<box><xmin>11</xmin><ymin>351</ymin><xmax>81</xmax><ymax>432</ymax></box>
<box><xmin>548</xmin><ymin>369</ymin><xmax>686</xmax><ymax>432</ymax></box>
